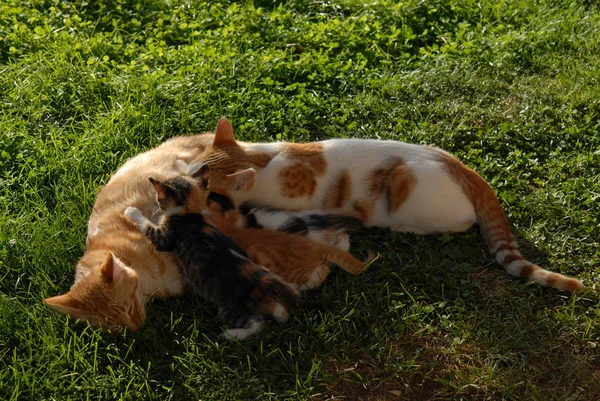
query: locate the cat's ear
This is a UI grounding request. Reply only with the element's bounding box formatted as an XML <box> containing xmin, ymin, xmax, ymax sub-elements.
<box><xmin>44</xmin><ymin>292</ymin><xmax>82</xmax><ymax>315</ymax></box>
<box><xmin>225</xmin><ymin>168</ymin><xmax>256</xmax><ymax>191</ymax></box>
<box><xmin>99</xmin><ymin>253</ymin><xmax>128</xmax><ymax>282</ymax></box>
<box><xmin>149</xmin><ymin>177</ymin><xmax>171</xmax><ymax>201</ymax></box>
<box><xmin>213</xmin><ymin>117</ymin><xmax>236</xmax><ymax>147</ymax></box>
<box><xmin>187</xmin><ymin>162</ymin><xmax>210</xmax><ymax>188</ymax></box>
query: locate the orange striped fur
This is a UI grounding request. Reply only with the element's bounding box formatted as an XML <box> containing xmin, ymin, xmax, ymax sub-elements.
<box><xmin>433</xmin><ymin>151</ymin><xmax>583</xmax><ymax>292</ymax></box>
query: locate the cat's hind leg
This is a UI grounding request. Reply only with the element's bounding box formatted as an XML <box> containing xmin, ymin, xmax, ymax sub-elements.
<box><xmin>299</xmin><ymin>264</ymin><xmax>330</xmax><ymax>290</ymax></box>
<box><xmin>333</xmin><ymin>230</ymin><xmax>350</xmax><ymax>251</ymax></box>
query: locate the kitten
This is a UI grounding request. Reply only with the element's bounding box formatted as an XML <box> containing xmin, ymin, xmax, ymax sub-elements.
<box><xmin>124</xmin><ymin>176</ymin><xmax>299</xmax><ymax>340</ymax></box>
<box><xmin>180</xmin><ymin>162</ymin><xmax>375</xmax><ymax>291</ymax></box>
<box><xmin>236</xmin><ymin>203</ymin><xmax>364</xmax><ymax>251</ymax></box>
<box><xmin>190</xmin><ymin>118</ymin><xmax>583</xmax><ymax>292</ymax></box>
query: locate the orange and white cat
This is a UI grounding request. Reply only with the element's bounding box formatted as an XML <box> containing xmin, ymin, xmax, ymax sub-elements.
<box><xmin>45</xmin><ymin>118</ymin><xmax>583</xmax><ymax>333</ymax></box>
<box><xmin>196</xmin><ymin>118</ymin><xmax>583</xmax><ymax>293</ymax></box>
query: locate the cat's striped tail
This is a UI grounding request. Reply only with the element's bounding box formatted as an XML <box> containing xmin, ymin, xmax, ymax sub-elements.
<box><xmin>437</xmin><ymin>152</ymin><xmax>584</xmax><ymax>292</ymax></box>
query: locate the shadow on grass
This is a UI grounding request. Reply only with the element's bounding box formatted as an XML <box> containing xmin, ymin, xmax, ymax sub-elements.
<box><xmin>102</xmin><ymin>226</ymin><xmax>598</xmax><ymax>400</ymax></box>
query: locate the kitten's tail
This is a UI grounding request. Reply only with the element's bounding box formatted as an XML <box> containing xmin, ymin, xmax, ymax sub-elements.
<box><xmin>436</xmin><ymin>152</ymin><xmax>583</xmax><ymax>292</ymax></box>
<box><xmin>324</xmin><ymin>248</ymin><xmax>376</xmax><ymax>275</ymax></box>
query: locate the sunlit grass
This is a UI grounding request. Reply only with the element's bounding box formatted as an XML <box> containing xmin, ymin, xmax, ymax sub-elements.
<box><xmin>1</xmin><ymin>0</ymin><xmax>599</xmax><ymax>399</ymax></box>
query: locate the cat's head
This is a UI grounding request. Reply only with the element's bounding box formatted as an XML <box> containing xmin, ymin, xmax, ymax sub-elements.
<box><xmin>148</xmin><ymin>173</ymin><xmax>211</xmax><ymax>216</ymax></box>
<box><xmin>44</xmin><ymin>252</ymin><xmax>145</xmax><ymax>332</ymax></box>
<box><xmin>194</xmin><ymin>118</ymin><xmax>272</xmax><ymax>187</ymax></box>
<box><xmin>148</xmin><ymin>176</ymin><xmax>194</xmax><ymax>212</ymax></box>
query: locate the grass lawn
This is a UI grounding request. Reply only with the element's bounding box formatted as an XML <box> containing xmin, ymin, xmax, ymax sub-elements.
<box><xmin>1</xmin><ymin>0</ymin><xmax>599</xmax><ymax>399</ymax></box>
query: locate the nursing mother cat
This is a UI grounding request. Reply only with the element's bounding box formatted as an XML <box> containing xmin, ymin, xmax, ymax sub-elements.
<box><xmin>197</xmin><ymin>118</ymin><xmax>582</xmax><ymax>293</ymax></box>
<box><xmin>44</xmin><ymin>118</ymin><xmax>583</xmax><ymax>333</ymax></box>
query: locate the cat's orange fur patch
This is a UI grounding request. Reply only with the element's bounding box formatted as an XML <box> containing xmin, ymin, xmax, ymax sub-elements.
<box><xmin>279</xmin><ymin>164</ymin><xmax>317</xmax><ymax>198</ymax></box>
<box><xmin>281</xmin><ymin>143</ymin><xmax>327</xmax><ymax>175</ymax></box>
<box><xmin>202</xmin><ymin>145</ymin><xmax>274</xmax><ymax>175</ymax></box>
<box><xmin>322</xmin><ymin>169</ymin><xmax>352</xmax><ymax>209</ymax></box>
<box><xmin>433</xmin><ymin>149</ymin><xmax>583</xmax><ymax>291</ymax></box>
<box><xmin>387</xmin><ymin>164</ymin><xmax>417</xmax><ymax>213</ymax></box>
<box><xmin>369</xmin><ymin>158</ymin><xmax>417</xmax><ymax>213</ymax></box>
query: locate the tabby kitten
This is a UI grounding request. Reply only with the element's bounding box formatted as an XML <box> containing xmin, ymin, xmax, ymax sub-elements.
<box><xmin>124</xmin><ymin>176</ymin><xmax>299</xmax><ymax>340</ymax></box>
<box><xmin>181</xmin><ymin>162</ymin><xmax>375</xmax><ymax>291</ymax></box>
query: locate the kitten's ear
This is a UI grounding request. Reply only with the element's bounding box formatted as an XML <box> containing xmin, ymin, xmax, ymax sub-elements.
<box><xmin>187</xmin><ymin>162</ymin><xmax>210</xmax><ymax>188</ymax></box>
<box><xmin>44</xmin><ymin>293</ymin><xmax>82</xmax><ymax>315</ymax></box>
<box><xmin>149</xmin><ymin>177</ymin><xmax>170</xmax><ymax>201</ymax></box>
<box><xmin>225</xmin><ymin>168</ymin><xmax>256</xmax><ymax>191</ymax></box>
<box><xmin>100</xmin><ymin>253</ymin><xmax>128</xmax><ymax>282</ymax></box>
<box><xmin>213</xmin><ymin>117</ymin><xmax>236</xmax><ymax>147</ymax></box>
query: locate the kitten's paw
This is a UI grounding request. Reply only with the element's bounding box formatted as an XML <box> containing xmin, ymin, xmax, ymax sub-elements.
<box><xmin>220</xmin><ymin>321</ymin><xmax>265</xmax><ymax>341</ymax></box>
<box><xmin>124</xmin><ymin>206</ymin><xmax>144</xmax><ymax>225</ymax></box>
<box><xmin>271</xmin><ymin>303</ymin><xmax>289</xmax><ymax>323</ymax></box>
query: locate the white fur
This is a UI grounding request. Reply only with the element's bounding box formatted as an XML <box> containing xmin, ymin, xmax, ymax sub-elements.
<box><xmin>271</xmin><ymin>303</ymin><xmax>289</xmax><ymax>323</ymax></box>
<box><xmin>495</xmin><ymin>249</ymin><xmax>511</xmax><ymax>264</ymax></box>
<box><xmin>236</xmin><ymin>139</ymin><xmax>477</xmax><ymax>234</ymax></box>
<box><xmin>221</xmin><ymin>320</ymin><xmax>265</xmax><ymax>341</ymax></box>
<box><xmin>333</xmin><ymin>231</ymin><xmax>351</xmax><ymax>252</ymax></box>
<box><xmin>252</xmin><ymin>209</ymin><xmax>291</xmax><ymax>229</ymax></box>
<box><xmin>299</xmin><ymin>265</ymin><xmax>329</xmax><ymax>290</ymax></box>
<box><xmin>505</xmin><ymin>259</ymin><xmax>529</xmax><ymax>276</ymax></box>
<box><xmin>229</xmin><ymin>249</ymin><xmax>247</xmax><ymax>261</ymax></box>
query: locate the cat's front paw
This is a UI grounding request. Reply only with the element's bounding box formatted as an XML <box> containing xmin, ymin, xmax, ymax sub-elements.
<box><xmin>124</xmin><ymin>206</ymin><xmax>144</xmax><ymax>225</ymax></box>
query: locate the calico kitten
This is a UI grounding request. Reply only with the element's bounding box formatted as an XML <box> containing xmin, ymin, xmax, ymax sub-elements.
<box><xmin>181</xmin><ymin>162</ymin><xmax>375</xmax><ymax>291</ymax></box>
<box><xmin>236</xmin><ymin>203</ymin><xmax>364</xmax><ymax>251</ymax></box>
<box><xmin>124</xmin><ymin>176</ymin><xmax>298</xmax><ymax>340</ymax></box>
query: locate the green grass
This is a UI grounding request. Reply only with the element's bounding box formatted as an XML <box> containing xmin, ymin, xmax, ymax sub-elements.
<box><xmin>1</xmin><ymin>0</ymin><xmax>599</xmax><ymax>399</ymax></box>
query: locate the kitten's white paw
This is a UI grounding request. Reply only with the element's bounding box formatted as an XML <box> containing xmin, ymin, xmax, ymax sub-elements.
<box><xmin>220</xmin><ymin>321</ymin><xmax>265</xmax><ymax>341</ymax></box>
<box><xmin>271</xmin><ymin>303</ymin><xmax>289</xmax><ymax>323</ymax></box>
<box><xmin>124</xmin><ymin>206</ymin><xmax>144</xmax><ymax>224</ymax></box>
